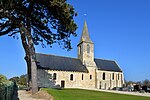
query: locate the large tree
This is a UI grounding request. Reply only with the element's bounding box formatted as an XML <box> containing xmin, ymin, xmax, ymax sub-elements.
<box><xmin>143</xmin><ymin>79</ymin><xmax>150</xmax><ymax>86</ymax></box>
<box><xmin>9</xmin><ymin>75</ymin><xmax>27</xmax><ymax>86</ymax></box>
<box><xmin>0</xmin><ymin>0</ymin><xmax>77</xmax><ymax>94</ymax></box>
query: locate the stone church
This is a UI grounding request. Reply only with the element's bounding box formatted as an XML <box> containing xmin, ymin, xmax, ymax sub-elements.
<box><xmin>36</xmin><ymin>20</ymin><xmax>124</xmax><ymax>89</ymax></box>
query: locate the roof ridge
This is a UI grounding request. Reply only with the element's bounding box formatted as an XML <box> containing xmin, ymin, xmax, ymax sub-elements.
<box><xmin>94</xmin><ymin>58</ymin><xmax>115</xmax><ymax>62</ymax></box>
<box><xmin>36</xmin><ymin>52</ymin><xmax>79</xmax><ymax>60</ymax></box>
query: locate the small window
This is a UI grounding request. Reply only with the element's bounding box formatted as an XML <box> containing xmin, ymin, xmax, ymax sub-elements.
<box><xmin>70</xmin><ymin>74</ymin><xmax>73</xmax><ymax>81</ymax></box>
<box><xmin>87</xmin><ymin>44</ymin><xmax>90</xmax><ymax>53</ymax></box>
<box><xmin>82</xmin><ymin>74</ymin><xmax>83</xmax><ymax>80</ymax></box>
<box><xmin>90</xmin><ymin>75</ymin><xmax>92</xmax><ymax>79</ymax></box>
<box><xmin>102</xmin><ymin>73</ymin><xmax>105</xmax><ymax>80</ymax></box>
<box><xmin>118</xmin><ymin>74</ymin><xmax>119</xmax><ymax>80</ymax></box>
<box><xmin>112</xmin><ymin>73</ymin><xmax>114</xmax><ymax>80</ymax></box>
<box><xmin>53</xmin><ymin>73</ymin><xmax>57</xmax><ymax>80</ymax></box>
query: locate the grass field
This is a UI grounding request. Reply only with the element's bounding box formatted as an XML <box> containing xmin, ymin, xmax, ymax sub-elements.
<box><xmin>43</xmin><ymin>88</ymin><xmax>150</xmax><ymax>100</ymax></box>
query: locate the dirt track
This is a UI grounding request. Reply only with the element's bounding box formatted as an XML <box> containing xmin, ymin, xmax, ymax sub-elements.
<box><xmin>18</xmin><ymin>90</ymin><xmax>44</xmax><ymax>100</ymax></box>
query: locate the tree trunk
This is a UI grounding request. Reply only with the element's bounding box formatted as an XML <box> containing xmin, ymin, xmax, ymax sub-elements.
<box><xmin>20</xmin><ymin>30</ymin><xmax>31</xmax><ymax>89</ymax></box>
<box><xmin>25</xmin><ymin>56</ymin><xmax>31</xmax><ymax>88</ymax></box>
<box><xmin>20</xmin><ymin>23</ymin><xmax>38</xmax><ymax>94</ymax></box>
<box><xmin>25</xmin><ymin>29</ymin><xmax>38</xmax><ymax>94</ymax></box>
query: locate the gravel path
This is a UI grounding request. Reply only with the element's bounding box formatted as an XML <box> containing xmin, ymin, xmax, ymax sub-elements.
<box><xmin>82</xmin><ymin>88</ymin><xmax>150</xmax><ymax>97</ymax></box>
<box><xmin>18</xmin><ymin>90</ymin><xmax>44</xmax><ymax>100</ymax></box>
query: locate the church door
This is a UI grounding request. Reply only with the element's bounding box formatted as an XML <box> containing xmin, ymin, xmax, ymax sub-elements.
<box><xmin>61</xmin><ymin>80</ymin><xmax>65</xmax><ymax>88</ymax></box>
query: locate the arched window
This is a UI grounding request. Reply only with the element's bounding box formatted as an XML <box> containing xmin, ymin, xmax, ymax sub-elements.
<box><xmin>103</xmin><ymin>73</ymin><xmax>105</xmax><ymax>80</ymax></box>
<box><xmin>87</xmin><ymin>44</ymin><xmax>90</xmax><ymax>53</ymax></box>
<box><xmin>90</xmin><ymin>75</ymin><xmax>92</xmax><ymax>79</ymax></box>
<box><xmin>53</xmin><ymin>73</ymin><xmax>57</xmax><ymax>80</ymax></box>
<box><xmin>112</xmin><ymin>73</ymin><xmax>114</xmax><ymax>80</ymax></box>
<box><xmin>70</xmin><ymin>74</ymin><xmax>73</xmax><ymax>81</ymax></box>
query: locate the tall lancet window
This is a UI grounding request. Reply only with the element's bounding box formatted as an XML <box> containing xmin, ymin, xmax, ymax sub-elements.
<box><xmin>53</xmin><ymin>73</ymin><xmax>57</xmax><ymax>80</ymax></box>
<box><xmin>87</xmin><ymin>44</ymin><xmax>90</xmax><ymax>53</ymax></box>
<box><xmin>102</xmin><ymin>72</ymin><xmax>105</xmax><ymax>80</ymax></box>
<box><xmin>79</xmin><ymin>45</ymin><xmax>82</xmax><ymax>55</ymax></box>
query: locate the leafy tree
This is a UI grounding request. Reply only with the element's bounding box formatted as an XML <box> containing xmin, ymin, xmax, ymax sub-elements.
<box><xmin>9</xmin><ymin>76</ymin><xmax>19</xmax><ymax>83</ymax></box>
<box><xmin>9</xmin><ymin>75</ymin><xmax>27</xmax><ymax>86</ymax></box>
<box><xmin>0</xmin><ymin>74</ymin><xmax>9</xmax><ymax>87</ymax></box>
<box><xmin>143</xmin><ymin>79</ymin><xmax>150</xmax><ymax>86</ymax></box>
<box><xmin>136</xmin><ymin>81</ymin><xmax>142</xmax><ymax>85</ymax></box>
<box><xmin>125</xmin><ymin>81</ymin><xmax>135</xmax><ymax>86</ymax></box>
<box><xmin>0</xmin><ymin>74</ymin><xmax>7</xmax><ymax>85</ymax></box>
<box><xmin>0</xmin><ymin>0</ymin><xmax>77</xmax><ymax>93</ymax></box>
<box><xmin>18</xmin><ymin>74</ymin><xmax>27</xmax><ymax>86</ymax></box>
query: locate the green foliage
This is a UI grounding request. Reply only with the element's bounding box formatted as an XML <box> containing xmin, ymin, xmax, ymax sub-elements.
<box><xmin>0</xmin><ymin>0</ymin><xmax>77</xmax><ymax>50</ymax></box>
<box><xmin>18</xmin><ymin>74</ymin><xmax>27</xmax><ymax>86</ymax></box>
<box><xmin>9</xmin><ymin>74</ymin><xmax>27</xmax><ymax>86</ymax></box>
<box><xmin>0</xmin><ymin>74</ymin><xmax>10</xmax><ymax>87</ymax></box>
<box><xmin>9</xmin><ymin>76</ymin><xmax>19</xmax><ymax>83</ymax></box>
<box><xmin>0</xmin><ymin>81</ymin><xmax>17</xmax><ymax>100</ymax></box>
<box><xmin>0</xmin><ymin>74</ymin><xmax>7</xmax><ymax>82</ymax></box>
<box><xmin>0</xmin><ymin>74</ymin><xmax>17</xmax><ymax>100</ymax></box>
<box><xmin>125</xmin><ymin>81</ymin><xmax>135</xmax><ymax>86</ymax></box>
<box><xmin>143</xmin><ymin>79</ymin><xmax>150</xmax><ymax>86</ymax></box>
<box><xmin>43</xmin><ymin>88</ymin><xmax>150</xmax><ymax>100</ymax></box>
<box><xmin>125</xmin><ymin>80</ymin><xmax>150</xmax><ymax>86</ymax></box>
<box><xmin>1</xmin><ymin>0</ymin><xmax>77</xmax><ymax>93</ymax></box>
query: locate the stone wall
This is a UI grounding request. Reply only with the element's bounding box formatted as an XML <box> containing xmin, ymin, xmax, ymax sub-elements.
<box><xmin>37</xmin><ymin>69</ymin><xmax>124</xmax><ymax>90</ymax></box>
<box><xmin>37</xmin><ymin>69</ymin><xmax>56</xmax><ymax>88</ymax></box>
<box><xmin>78</xmin><ymin>42</ymin><xmax>94</xmax><ymax>64</ymax></box>
<box><xmin>37</xmin><ymin>68</ymin><xmax>96</xmax><ymax>89</ymax></box>
<box><xmin>96</xmin><ymin>70</ymin><xmax>124</xmax><ymax>89</ymax></box>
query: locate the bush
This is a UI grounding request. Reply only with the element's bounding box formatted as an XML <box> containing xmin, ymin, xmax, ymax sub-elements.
<box><xmin>0</xmin><ymin>74</ymin><xmax>18</xmax><ymax>100</ymax></box>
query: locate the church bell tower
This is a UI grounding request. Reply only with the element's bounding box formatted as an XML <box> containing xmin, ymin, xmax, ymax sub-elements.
<box><xmin>77</xmin><ymin>20</ymin><xmax>96</xmax><ymax>67</ymax></box>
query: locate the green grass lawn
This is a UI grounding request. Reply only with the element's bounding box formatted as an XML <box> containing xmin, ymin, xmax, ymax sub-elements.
<box><xmin>43</xmin><ymin>88</ymin><xmax>150</xmax><ymax>100</ymax></box>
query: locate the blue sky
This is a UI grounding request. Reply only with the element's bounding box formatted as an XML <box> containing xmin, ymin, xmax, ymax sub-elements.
<box><xmin>0</xmin><ymin>0</ymin><xmax>150</xmax><ymax>82</ymax></box>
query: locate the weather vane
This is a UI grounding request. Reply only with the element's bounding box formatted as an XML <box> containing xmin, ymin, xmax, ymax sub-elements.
<box><xmin>84</xmin><ymin>14</ymin><xmax>87</xmax><ymax>19</ymax></box>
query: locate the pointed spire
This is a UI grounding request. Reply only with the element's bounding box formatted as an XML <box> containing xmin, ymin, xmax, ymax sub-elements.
<box><xmin>79</xmin><ymin>20</ymin><xmax>93</xmax><ymax>44</ymax></box>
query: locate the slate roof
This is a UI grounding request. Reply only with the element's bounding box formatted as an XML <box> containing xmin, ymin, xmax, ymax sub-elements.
<box><xmin>94</xmin><ymin>58</ymin><xmax>122</xmax><ymax>72</ymax></box>
<box><xmin>36</xmin><ymin>53</ymin><xmax>88</xmax><ymax>72</ymax></box>
<box><xmin>36</xmin><ymin>53</ymin><xmax>122</xmax><ymax>72</ymax></box>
